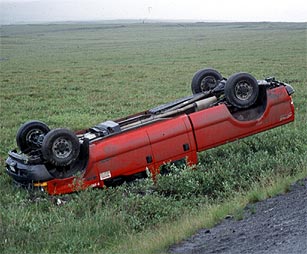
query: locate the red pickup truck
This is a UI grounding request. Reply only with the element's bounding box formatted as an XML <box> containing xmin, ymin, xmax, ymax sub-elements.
<box><xmin>5</xmin><ymin>69</ymin><xmax>295</xmax><ymax>195</ymax></box>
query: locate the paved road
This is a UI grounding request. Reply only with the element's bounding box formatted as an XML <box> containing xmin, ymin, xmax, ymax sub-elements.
<box><xmin>169</xmin><ymin>178</ymin><xmax>307</xmax><ymax>254</ymax></box>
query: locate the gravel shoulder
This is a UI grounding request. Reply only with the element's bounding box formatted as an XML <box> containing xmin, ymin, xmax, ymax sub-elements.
<box><xmin>169</xmin><ymin>178</ymin><xmax>307</xmax><ymax>254</ymax></box>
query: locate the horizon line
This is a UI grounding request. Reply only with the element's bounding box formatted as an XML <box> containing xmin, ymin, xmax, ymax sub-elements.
<box><xmin>2</xmin><ymin>18</ymin><xmax>306</xmax><ymax>26</ymax></box>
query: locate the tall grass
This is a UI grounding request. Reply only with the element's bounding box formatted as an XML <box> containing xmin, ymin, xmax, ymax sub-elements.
<box><xmin>0</xmin><ymin>22</ymin><xmax>306</xmax><ymax>253</ymax></box>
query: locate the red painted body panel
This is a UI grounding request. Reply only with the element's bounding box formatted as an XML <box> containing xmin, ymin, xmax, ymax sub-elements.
<box><xmin>46</xmin><ymin>116</ymin><xmax>199</xmax><ymax>194</ymax></box>
<box><xmin>44</xmin><ymin>86</ymin><xmax>294</xmax><ymax>195</ymax></box>
<box><xmin>92</xmin><ymin>128</ymin><xmax>152</xmax><ymax>177</ymax></box>
<box><xmin>91</xmin><ymin>115</ymin><xmax>198</xmax><ymax>181</ymax></box>
<box><xmin>145</xmin><ymin>115</ymin><xmax>197</xmax><ymax>168</ymax></box>
<box><xmin>190</xmin><ymin>86</ymin><xmax>294</xmax><ymax>151</ymax></box>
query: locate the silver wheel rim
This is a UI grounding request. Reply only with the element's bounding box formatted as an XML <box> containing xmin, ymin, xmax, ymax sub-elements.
<box><xmin>234</xmin><ymin>80</ymin><xmax>253</xmax><ymax>101</ymax></box>
<box><xmin>26</xmin><ymin>129</ymin><xmax>44</xmax><ymax>145</ymax></box>
<box><xmin>52</xmin><ymin>137</ymin><xmax>72</xmax><ymax>159</ymax></box>
<box><xmin>200</xmin><ymin>76</ymin><xmax>216</xmax><ymax>91</ymax></box>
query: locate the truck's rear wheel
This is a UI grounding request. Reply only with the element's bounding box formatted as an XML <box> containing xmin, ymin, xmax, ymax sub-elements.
<box><xmin>225</xmin><ymin>72</ymin><xmax>259</xmax><ymax>108</ymax></box>
<box><xmin>191</xmin><ymin>68</ymin><xmax>223</xmax><ymax>94</ymax></box>
<box><xmin>42</xmin><ymin>128</ymin><xmax>80</xmax><ymax>167</ymax></box>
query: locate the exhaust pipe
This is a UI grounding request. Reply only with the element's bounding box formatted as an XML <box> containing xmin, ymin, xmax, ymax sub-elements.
<box><xmin>195</xmin><ymin>96</ymin><xmax>217</xmax><ymax>111</ymax></box>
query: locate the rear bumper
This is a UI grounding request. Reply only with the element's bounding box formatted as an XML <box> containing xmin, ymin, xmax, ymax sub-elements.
<box><xmin>283</xmin><ymin>83</ymin><xmax>295</xmax><ymax>95</ymax></box>
<box><xmin>6</xmin><ymin>150</ymin><xmax>54</xmax><ymax>184</ymax></box>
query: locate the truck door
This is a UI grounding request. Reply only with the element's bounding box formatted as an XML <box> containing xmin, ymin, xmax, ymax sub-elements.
<box><xmin>146</xmin><ymin>115</ymin><xmax>197</xmax><ymax>172</ymax></box>
<box><xmin>91</xmin><ymin>128</ymin><xmax>154</xmax><ymax>184</ymax></box>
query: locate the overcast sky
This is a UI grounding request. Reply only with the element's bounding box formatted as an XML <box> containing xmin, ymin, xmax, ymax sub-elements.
<box><xmin>1</xmin><ymin>0</ymin><xmax>306</xmax><ymax>24</ymax></box>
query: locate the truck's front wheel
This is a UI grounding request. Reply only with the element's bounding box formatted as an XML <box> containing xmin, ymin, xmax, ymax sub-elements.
<box><xmin>42</xmin><ymin>128</ymin><xmax>80</xmax><ymax>167</ymax></box>
<box><xmin>16</xmin><ymin>120</ymin><xmax>50</xmax><ymax>154</ymax></box>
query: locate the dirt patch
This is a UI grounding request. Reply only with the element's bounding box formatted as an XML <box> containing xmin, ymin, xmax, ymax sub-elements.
<box><xmin>169</xmin><ymin>178</ymin><xmax>307</xmax><ymax>254</ymax></box>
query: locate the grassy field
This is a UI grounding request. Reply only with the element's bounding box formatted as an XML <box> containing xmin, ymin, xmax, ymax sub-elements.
<box><xmin>0</xmin><ymin>22</ymin><xmax>306</xmax><ymax>253</ymax></box>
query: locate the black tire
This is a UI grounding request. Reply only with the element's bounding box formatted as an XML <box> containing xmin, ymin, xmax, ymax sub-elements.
<box><xmin>225</xmin><ymin>72</ymin><xmax>259</xmax><ymax>108</ymax></box>
<box><xmin>16</xmin><ymin>120</ymin><xmax>50</xmax><ymax>153</ymax></box>
<box><xmin>191</xmin><ymin>68</ymin><xmax>223</xmax><ymax>94</ymax></box>
<box><xmin>41</xmin><ymin>128</ymin><xmax>80</xmax><ymax>167</ymax></box>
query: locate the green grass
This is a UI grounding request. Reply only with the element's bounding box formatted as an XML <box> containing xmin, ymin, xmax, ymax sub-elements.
<box><xmin>112</xmin><ymin>167</ymin><xmax>307</xmax><ymax>254</ymax></box>
<box><xmin>0</xmin><ymin>22</ymin><xmax>307</xmax><ymax>253</ymax></box>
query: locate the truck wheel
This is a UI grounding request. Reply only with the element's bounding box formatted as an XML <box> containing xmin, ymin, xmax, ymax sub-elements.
<box><xmin>16</xmin><ymin>120</ymin><xmax>50</xmax><ymax>153</ymax></box>
<box><xmin>225</xmin><ymin>72</ymin><xmax>259</xmax><ymax>108</ymax></box>
<box><xmin>42</xmin><ymin>128</ymin><xmax>80</xmax><ymax>167</ymax></box>
<box><xmin>191</xmin><ymin>68</ymin><xmax>223</xmax><ymax>94</ymax></box>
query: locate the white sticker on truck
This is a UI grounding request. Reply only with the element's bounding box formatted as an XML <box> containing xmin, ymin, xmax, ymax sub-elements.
<box><xmin>100</xmin><ymin>171</ymin><xmax>111</xmax><ymax>180</ymax></box>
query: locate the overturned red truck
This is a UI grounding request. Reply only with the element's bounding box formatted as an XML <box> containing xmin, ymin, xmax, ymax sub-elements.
<box><xmin>6</xmin><ymin>69</ymin><xmax>295</xmax><ymax>195</ymax></box>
